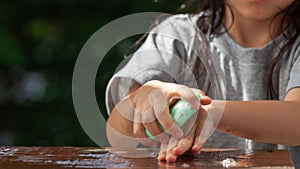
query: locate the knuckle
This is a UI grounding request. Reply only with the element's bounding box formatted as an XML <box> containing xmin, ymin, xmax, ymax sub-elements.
<box><xmin>133</xmin><ymin>130</ymin><xmax>139</xmax><ymax>137</ymax></box>
<box><xmin>133</xmin><ymin>127</ymin><xmax>143</xmax><ymax>138</ymax></box>
<box><xmin>154</xmin><ymin>109</ymin><xmax>164</xmax><ymax>118</ymax></box>
<box><xmin>167</xmin><ymin>84</ymin><xmax>188</xmax><ymax>98</ymax></box>
<box><xmin>142</xmin><ymin>113</ymin><xmax>155</xmax><ymax>123</ymax></box>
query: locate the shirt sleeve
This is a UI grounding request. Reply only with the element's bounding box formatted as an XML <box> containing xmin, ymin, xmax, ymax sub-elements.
<box><xmin>286</xmin><ymin>54</ymin><xmax>300</xmax><ymax>169</ymax></box>
<box><xmin>286</xmin><ymin>38</ymin><xmax>300</xmax><ymax>94</ymax></box>
<box><xmin>105</xmin><ymin>14</ymin><xmax>199</xmax><ymax>114</ymax></box>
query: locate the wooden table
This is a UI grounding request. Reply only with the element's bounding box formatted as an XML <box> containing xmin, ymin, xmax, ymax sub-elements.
<box><xmin>0</xmin><ymin>146</ymin><xmax>294</xmax><ymax>168</ymax></box>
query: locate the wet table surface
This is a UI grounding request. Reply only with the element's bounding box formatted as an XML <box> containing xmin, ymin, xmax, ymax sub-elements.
<box><xmin>0</xmin><ymin>146</ymin><xmax>294</xmax><ymax>169</ymax></box>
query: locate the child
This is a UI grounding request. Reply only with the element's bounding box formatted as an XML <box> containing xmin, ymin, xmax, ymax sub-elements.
<box><xmin>106</xmin><ymin>0</ymin><xmax>300</xmax><ymax>167</ymax></box>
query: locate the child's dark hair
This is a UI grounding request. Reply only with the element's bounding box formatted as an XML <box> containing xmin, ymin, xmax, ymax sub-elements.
<box><xmin>195</xmin><ymin>0</ymin><xmax>300</xmax><ymax>99</ymax></box>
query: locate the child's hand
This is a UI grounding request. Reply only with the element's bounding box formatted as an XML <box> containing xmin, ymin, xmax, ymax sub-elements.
<box><xmin>157</xmin><ymin>97</ymin><xmax>212</xmax><ymax>162</ymax></box>
<box><xmin>125</xmin><ymin>80</ymin><xmax>201</xmax><ymax>146</ymax></box>
<box><xmin>107</xmin><ymin>80</ymin><xmax>209</xmax><ymax>150</ymax></box>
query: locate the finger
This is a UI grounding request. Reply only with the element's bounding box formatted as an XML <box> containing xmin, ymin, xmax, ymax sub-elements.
<box><xmin>191</xmin><ymin>88</ymin><xmax>212</xmax><ymax>106</ymax></box>
<box><xmin>157</xmin><ymin>144</ymin><xmax>167</xmax><ymax>161</ymax></box>
<box><xmin>180</xmin><ymin>111</ymin><xmax>198</xmax><ymax>137</ymax></box>
<box><xmin>138</xmin><ymin>99</ymin><xmax>156</xmax><ymax>123</ymax></box>
<box><xmin>165</xmin><ymin>151</ymin><xmax>178</xmax><ymax>163</ymax></box>
<box><xmin>171</xmin><ymin>113</ymin><xmax>197</xmax><ymax>156</ymax></box>
<box><xmin>143</xmin><ymin>120</ymin><xmax>169</xmax><ymax>145</ymax></box>
<box><xmin>191</xmin><ymin>110</ymin><xmax>208</xmax><ymax>154</ymax></box>
<box><xmin>165</xmin><ymin>137</ymin><xmax>179</xmax><ymax>163</ymax></box>
<box><xmin>167</xmin><ymin>84</ymin><xmax>200</xmax><ymax>110</ymax></box>
<box><xmin>200</xmin><ymin>96</ymin><xmax>212</xmax><ymax>105</ymax></box>
<box><xmin>133</xmin><ymin>110</ymin><xmax>158</xmax><ymax>147</ymax></box>
<box><xmin>114</xmin><ymin>96</ymin><xmax>135</xmax><ymax>122</ymax></box>
<box><xmin>191</xmin><ymin>125</ymin><xmax>205</xmax><ymax>154</ymax></box>
<box><xmin>134</xmin><ymin>125</ymin><xmax>158</xmax><ymax>147</ymax></box>
<box><xmin>178</xmin><ymin>85</ymin><xmax>201</xmax><ymax>110</ymax></box>
<box><xmin>149</xmin><ymin>91</ymin><xmax>183</xmax><ymax>140</ymax></box>
<box><xmin>172</xmin><ymin>123</ymin><xmax>197</xmax><ymax>156</ymax></box>
<box><xmin>155</xmin><ymin>107</ymin><xmax>184</xmax><ymax>140</ymax></box>
<box><xmin>139</xmin><ymin>104</ymin><xmax>169</xmax><ymax>144</ymax></box>
<box><xmin>191</xmin><ymin>142</ymin><xmax>204</xmax><ymax>155</ymax></box>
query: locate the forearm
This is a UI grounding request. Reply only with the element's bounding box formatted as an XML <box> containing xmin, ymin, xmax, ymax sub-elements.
<box><xmin>215</xmin><ymin>100</ymin><xmax>300</xmax><ymax>146</ymax></box>
<box><xmin>106</xmin><ymin>81</ymin><xmax>141</xmax><ymax>146</ymax></box>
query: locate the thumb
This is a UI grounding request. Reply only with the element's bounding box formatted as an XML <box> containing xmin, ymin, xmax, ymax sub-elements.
<box><xmin>200</xmin><ymin>96</ymin><xmax>212</xmax><ymax>105</ymax></box>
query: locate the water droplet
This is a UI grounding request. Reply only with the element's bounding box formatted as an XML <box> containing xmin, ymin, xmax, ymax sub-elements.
<box><xmin>180</xmin><ymin>163</ymin><xmax>190</xmax><ymax>168</ymax></box>
<box><xmin>148</xmin><ymin>152</ymin><xmax>157</xmax><ymax>158</ymax></box>
<box><xmin>222</xmin><ymin>158</ymin><xmax>236</xmax><ymax>168</ymax></box>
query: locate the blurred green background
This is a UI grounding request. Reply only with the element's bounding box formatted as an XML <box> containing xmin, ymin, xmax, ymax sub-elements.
<box><xmin>0</xmin><ymin>0</ymin><xmax>196</xmax><ymax>146</ymax></box>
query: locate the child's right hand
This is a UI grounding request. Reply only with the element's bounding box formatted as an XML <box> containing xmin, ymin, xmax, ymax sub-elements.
<box><xmin>107</xmin><ymin>80</ymin><xmax>201</xmax><ymax>147</ymax></box>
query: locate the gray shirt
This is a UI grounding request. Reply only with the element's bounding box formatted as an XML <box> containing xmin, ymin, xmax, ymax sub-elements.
<box><xmin>105</xmin><ymin>13</ymin><xmax>300</xmax><ymax>166</ymax></box>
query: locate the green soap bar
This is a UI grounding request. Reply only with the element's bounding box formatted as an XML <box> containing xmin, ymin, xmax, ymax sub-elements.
<box><xmin>145</xmin><ymin>93</ymin><xmax>201</xmax><ymax>140</ymax></box>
